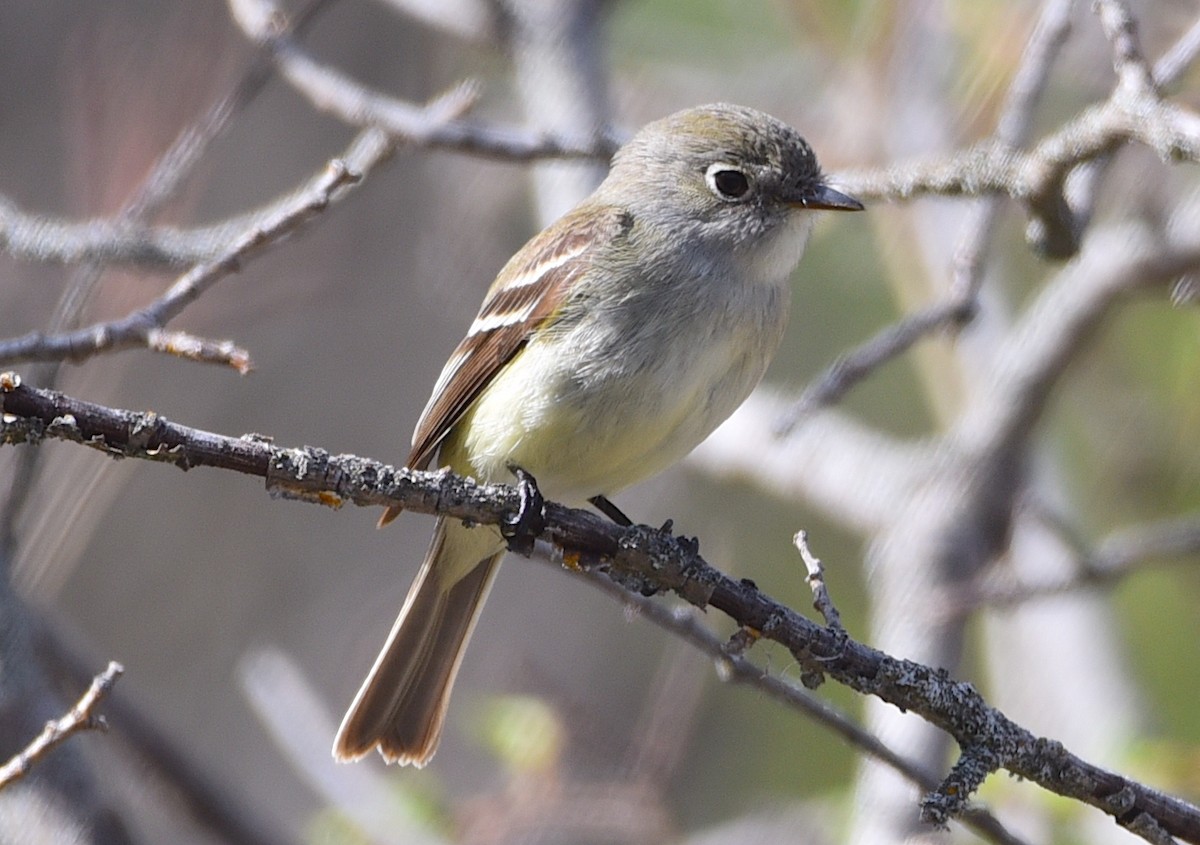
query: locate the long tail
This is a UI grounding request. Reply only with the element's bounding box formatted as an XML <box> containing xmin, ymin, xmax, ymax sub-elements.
<box><xmin>334</xmin><ymin>517</ymin><xmax>503</xmax><ymax>766</ymax></box>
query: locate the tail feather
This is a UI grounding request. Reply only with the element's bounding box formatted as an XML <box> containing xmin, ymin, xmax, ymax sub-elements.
<box><xmin>377</xmin><ymin>504</ymin><xmax>403</xmax><ymax>528</ymax></box>
<box><xmin>334</xmin><ymin>518</ymin><xmax>503</xmax><ymax>766</ymax></box>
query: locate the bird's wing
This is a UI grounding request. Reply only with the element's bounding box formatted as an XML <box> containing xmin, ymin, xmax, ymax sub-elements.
<box><xmin>405</xmin><ymin>204</ymin><xmax>632</xmax><ymax>472</ymax></box>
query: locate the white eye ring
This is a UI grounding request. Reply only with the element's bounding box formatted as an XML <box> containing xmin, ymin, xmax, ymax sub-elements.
<box><xmin>705</xmin><ymin>163</ymin><xmax>752</xmax><ymax>201</ymax></box>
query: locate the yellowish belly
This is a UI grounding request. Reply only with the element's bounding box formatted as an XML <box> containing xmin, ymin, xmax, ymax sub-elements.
<box><xmin>443</xmin><ymin>295</ymin><xmax>787</xmax><ymax>502</ymax></box>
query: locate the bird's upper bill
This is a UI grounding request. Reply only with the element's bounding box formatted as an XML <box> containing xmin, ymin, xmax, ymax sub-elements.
<box><xmin>789</xmin><ymin>183</ymin><xmax>864</xmax><ymax>212</ymax></box>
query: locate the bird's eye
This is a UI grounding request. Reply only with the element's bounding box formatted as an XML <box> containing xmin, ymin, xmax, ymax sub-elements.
<box><xmin>705</xmin><ymin>164</ymin><xmax>751</xmax><ymax>201</ymax></box>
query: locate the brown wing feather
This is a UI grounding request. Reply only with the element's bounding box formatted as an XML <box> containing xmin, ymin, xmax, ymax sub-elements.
<box><xmin>405</xmin><ymin>204</ymin><xmax>632</xmax><ymax>473</ymax></box>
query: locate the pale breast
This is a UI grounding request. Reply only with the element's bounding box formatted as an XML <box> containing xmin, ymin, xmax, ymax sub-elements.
<box><xmin>458</xmin><ymin>278</ymin><xmax>790</xmax><ymax>500</ymax></box>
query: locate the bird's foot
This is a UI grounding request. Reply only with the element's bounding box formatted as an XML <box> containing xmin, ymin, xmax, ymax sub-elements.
<box><xmin>503</xmin><ymin>464</ymin><xmax>546</xmax><ymax>556</ymax></box>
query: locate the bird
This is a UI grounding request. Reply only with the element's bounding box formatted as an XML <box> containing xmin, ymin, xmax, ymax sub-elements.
<box><xmin>333</xmin><ymin>102</ymin><xmax>863</xmax><ymax>766</ymax></box>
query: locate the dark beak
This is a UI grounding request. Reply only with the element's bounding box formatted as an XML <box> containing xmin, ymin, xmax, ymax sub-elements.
<box><xmin>794</xmin><ymin>183</ymin><xmax>863</xmax><ymax>212</ymax></box>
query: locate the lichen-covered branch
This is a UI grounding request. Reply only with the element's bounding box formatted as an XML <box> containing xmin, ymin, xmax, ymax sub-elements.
<box><xmin>564</xmin><ymin>558</ymin><xmax>1032</xmax><ymax>845</ymax></box>
<box><xmin>3</xmin><ymin>377</ymin><xmax>1197</xmax><ymax>842</ymax></box>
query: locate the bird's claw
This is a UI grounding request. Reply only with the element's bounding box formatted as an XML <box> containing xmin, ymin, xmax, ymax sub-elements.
<box><xmin>589</xmin><ymin>494</ymin><xmax>634</xmax><ymax>527</ymax></box>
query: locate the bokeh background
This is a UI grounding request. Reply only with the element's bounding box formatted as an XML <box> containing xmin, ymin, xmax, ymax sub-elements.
<box><xmin>1</xmin><ymin>1</ymin><xmax>1198</xmax><ymax>844</ymax></box>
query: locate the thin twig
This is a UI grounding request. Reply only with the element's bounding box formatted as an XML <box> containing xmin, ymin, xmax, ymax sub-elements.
<box><xmin>0</xmin><ymin>661</ymin><xmax>123</xmax><ymax>789</ymax></box>
<box><xmin>1093</xmin><ymin>0</ymin><xmax>1157</xmax><ymax>96</ymax></box>
<box><xmin>795</xmin><ymin>530</ymin><xmax>843</xmax><ymax>631</ymax></box>
<box><xmin>36</xmin><ymin>627</ymin><xmax>291</xmax><ymax>845</ymax></box>
<box><xmin>146</xmin><ymin>330</ymin><xmax>254</xmax><ymax>374</ymax></box>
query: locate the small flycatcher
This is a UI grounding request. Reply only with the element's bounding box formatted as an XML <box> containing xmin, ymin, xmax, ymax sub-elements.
<box><xmin>334</xmin><ymin>103</ymin><xmax>862</xmax><ymax>766</ymax></box>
